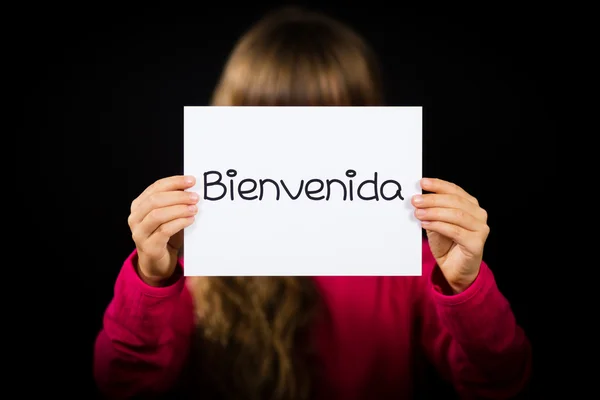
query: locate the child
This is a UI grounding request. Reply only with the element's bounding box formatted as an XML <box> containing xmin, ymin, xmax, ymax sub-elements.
<box><xmin>94</xmin><ymin>7</ymin><xmax>531</xmax><ymax>400</ymax></box>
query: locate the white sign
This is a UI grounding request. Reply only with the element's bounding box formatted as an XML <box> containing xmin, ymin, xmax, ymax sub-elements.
<box><xmin>184</xmin><ymin>106</ymin><xmax>422</xmax><ymax>276</ymax></box>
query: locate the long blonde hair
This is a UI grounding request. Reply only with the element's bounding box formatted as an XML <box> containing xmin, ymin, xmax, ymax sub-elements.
<box><xmin>190</xmin><ymin>7</ymin><xmax>383</xmax><ymax>400</ymax></box>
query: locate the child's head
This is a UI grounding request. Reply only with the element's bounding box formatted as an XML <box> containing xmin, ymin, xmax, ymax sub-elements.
<box><xmin>211</xmin><ymin>6</ymin><xmax>383</xmax><ymax>107</ymax></box>
<box><xmin>192</xmin><ymin>7</ymin><xmax>379</xmax><ymax>400</ymax></box>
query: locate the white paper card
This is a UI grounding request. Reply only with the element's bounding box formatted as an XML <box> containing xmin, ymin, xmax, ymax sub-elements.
<box><xmin>184</xmin><ymin>106</ymin><xmax>422</xmax><ymax>276</ymax></box>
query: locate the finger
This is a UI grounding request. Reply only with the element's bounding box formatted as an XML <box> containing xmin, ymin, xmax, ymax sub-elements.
<box><xmin>411</xmin><ymin>194</ymin><xmax>487</xmax><ymax>222</ymax></box>
<box><xmin>132</xmin><ymin>204</ymin><xmax>198</xmax><ymax>243</ymax></box>
<box><xmin>129</xmin><ymin>190</ymin><xmax>199</xmax><ymax>226</ymax></box>
<box><xmin>421</xmin><ymin>221</ymin><xmax>488</xmax><ymax>256</ymax></box>
<box><xmin>131</xmin><ymin>175</ymin><xmax>196</xmax><ymax>212</ymax></box>
<box><xmin>415</xmin><ymin>207</ymin><xmax>485</xmax><ymax>231</ymax></box>
<box><xmin>143</xmin><ymin>217</ymin><xmax>196</xmax><ymax>255</ymax></box>
<box><xmin>420</xmin><ymin>178</ymin><xmax>478</xmax><ymax>205</ymax></box>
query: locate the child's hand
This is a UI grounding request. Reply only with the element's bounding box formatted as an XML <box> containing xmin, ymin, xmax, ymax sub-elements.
<box><xmin>128</xmin><ymin>175</ymin><xmax>199</xmax><ymax>285</ymax></box>
<box><xmin>412</xmin><ymin>178</ymin><xmax>490</xmax><ymax>293</ymax></box>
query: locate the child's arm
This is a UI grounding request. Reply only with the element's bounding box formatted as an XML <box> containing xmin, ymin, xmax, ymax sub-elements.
<box><xmin>94</xmin><ymin>251</ymin><xmax>195</xmax><ymax>399</ymax></box>
<box><xmin>416</xmin><ymin>241</ymin><xmax>532</xmax><ymax>398</ymax></box>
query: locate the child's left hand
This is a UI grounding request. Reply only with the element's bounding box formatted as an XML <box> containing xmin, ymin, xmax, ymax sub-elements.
<box><xmin>411</xmin><ymin>178</ymin><xmax>490</xmax><ymax>293</ymax></box>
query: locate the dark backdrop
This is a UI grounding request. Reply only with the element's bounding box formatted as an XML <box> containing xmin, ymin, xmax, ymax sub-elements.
<box><xmin>28</xmin><ymin>2</ymin><xmax>559</xmax><ymax>398</ymax></box>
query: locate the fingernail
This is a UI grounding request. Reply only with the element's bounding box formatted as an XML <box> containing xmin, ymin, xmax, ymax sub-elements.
<box><xmin>184</xmin><ymin>176</ymin><xmax>195</xmax><ymax>184</ymax></box>
<box><xmin>415</xmin><ymin>209</ymin><xmax>426</xmax><ymax>217</ymax></box>
<box><xmin>421</xmin><ymin>178</ymin><xmax>431</xmax><ymax>186</ymax></box>
<box><xmin>189</xmin><ymin>192</ymin><xmax>199</xmax><ymax>201</ymax></box>
<box><xmin>413</xmin><ymin>195</ymin><xmax>423</xmax><ymax>204</ymax></box>
<box><xmin>188</xmin><ymin>205</ymin><xmax>198</xmax><ymax>212</ymax></box>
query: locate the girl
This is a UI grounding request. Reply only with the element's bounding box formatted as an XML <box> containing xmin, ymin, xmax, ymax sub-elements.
<box><xmin>94</xmin><ymin>7</ymin><xmax>531</xmax><ymax>400</ymax></box>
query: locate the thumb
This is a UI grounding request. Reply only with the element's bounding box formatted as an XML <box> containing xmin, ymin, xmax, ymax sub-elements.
<box><xmin>426</xmin><ymin>230</ymin><xmax>452</xmax><ymax>258</ymax></box>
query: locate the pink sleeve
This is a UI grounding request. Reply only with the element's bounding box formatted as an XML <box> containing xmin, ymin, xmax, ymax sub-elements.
<box><xmin>93</xmin><ymin>250</ymin><xmax>195</xmax><ymax>399</ymax></box>
<box><xmin>417</xmin><ymin>242</ymin><xmax>532</xmax><ymax>399</ymax></box>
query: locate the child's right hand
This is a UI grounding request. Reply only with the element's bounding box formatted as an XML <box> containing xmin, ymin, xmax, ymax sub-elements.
<box><xmin>128</xmin><ymin>175</ymin><xmax>199</xmax><ymax>285</ymax></box>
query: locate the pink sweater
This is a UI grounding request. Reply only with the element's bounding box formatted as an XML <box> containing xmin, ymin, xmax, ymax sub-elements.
<box><xmin>94</xmin><ymin>240</ymin><xmax>531</xmax><ymax>399</ymax></box>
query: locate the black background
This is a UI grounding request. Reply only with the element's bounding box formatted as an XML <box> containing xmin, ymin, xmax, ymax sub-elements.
<box><xmin>28</xmin><ymin>2</ymin><xmax>559</xmax><ymax>397</ymax></box>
